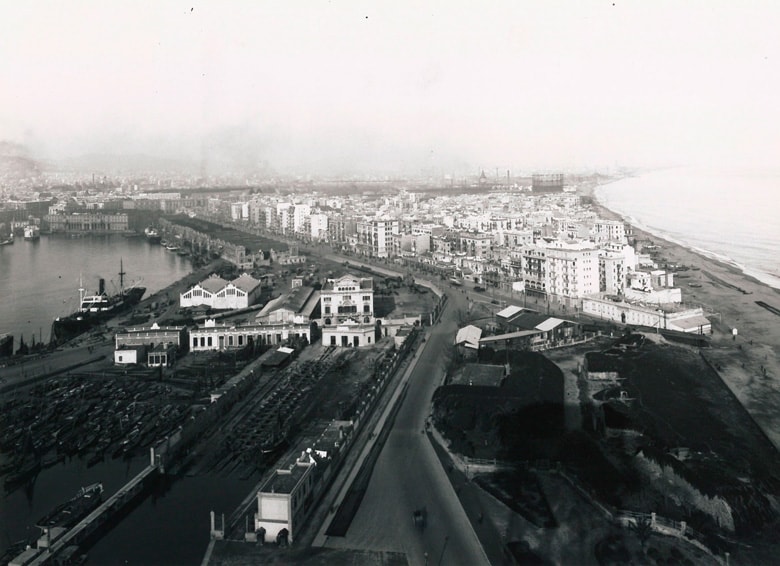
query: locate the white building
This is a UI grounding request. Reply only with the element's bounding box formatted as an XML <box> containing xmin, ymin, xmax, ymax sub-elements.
<box><xmin>212</xmin><ymin>273</ymin><xmax>263</xmax><ymax>310</ymax></box>
<box><xmin>320</xmin><ymin>274</ymin><xmax>376</xmax><ymax>347</ymax></box>
<box><xmin>190</xmin><ymin>318</ymin><xmax>311</xmax><ymax>351</ymax></box>
<box><xmin>309</xmin><ymin>213</ymin><xmax>329</xmax><ymax>240</ymax></box>
<box><xmin>582</xmin><ymin>295</ymin><xmax>711</xmax><ymax>334</ymax></box>
<box><xmin>179</xmin><ymin>275</ymin><xmax>228</xmax><ymax>308</ymax></box>
<box><xmin>292</xmin><ymin>204</ymin><xmax>311</xmax><ymax>233</ymax></box>
<box><xmin>254</xmin><ymin>420</ymin><xmax>353</xmax><ymax>544</ymax></box>
<box><xmin>356</xmin><ymin>219</ymin><xmax>400</xmax><ymax>258</ymax></box>
<box><xmin>543</xmin><ymin>239</ymin><xmax>599</xmax><ymax>300</ymax></box>
<box><xmin>180</xmin><ymin>273</ymin><xmax>262</xmax><ymax>310</ymax></box>
<box><xmin>592</xmin><ymin>219</ymin><xmax>627</xmax><ymax>243</ymax></box>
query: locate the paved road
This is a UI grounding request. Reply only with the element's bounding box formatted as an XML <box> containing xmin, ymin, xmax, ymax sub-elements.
<box><xmin>324</xmin><ymin>287</ymin><xmax>489</xmax><ymax>565</ymax></box>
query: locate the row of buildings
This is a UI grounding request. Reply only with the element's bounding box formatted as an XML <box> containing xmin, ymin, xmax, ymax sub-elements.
<box><xmin>114</xmin><ymin>273</ymin><xmax>418</xmax><ymax>367</ymax></box>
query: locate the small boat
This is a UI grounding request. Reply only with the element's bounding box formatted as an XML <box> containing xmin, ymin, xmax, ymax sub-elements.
<box><xmin>23</xmin><ymin>225</ymin><xmax>40</xmax><ymax>240</ymax></box>
<box><xmin>0</xmin><ymin>233</ymin><xmax>13</xmax><ymax>245</ymax></box>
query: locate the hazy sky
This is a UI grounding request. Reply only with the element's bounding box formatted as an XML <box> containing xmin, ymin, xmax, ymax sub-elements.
<box><xmin>2</xmin><ymin>1</ymin><xmax>780</xmax><ymax>175</ymax></box>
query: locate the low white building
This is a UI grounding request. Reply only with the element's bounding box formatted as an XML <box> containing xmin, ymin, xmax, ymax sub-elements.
<box><xmin>212</xmin><ymin>273</ymin><xmax>263</xmax><ymax>310</ymax></box>
<box><xmin>254</xmin><ymin>420</ymin><xmax>353</xmax><ymax>544</ymax></box>
<box><xmin>180</xmin><ymin>275</ymin><xmax>228</xmax><ymax>308</ymax></box>
<box><xmin>114</xmin><ymin>346</ymin><xmax>144</xmax><ymax>365</ymax></box>
<box><xmin>190</xmin><ymin>319</ymin><xmax>311</xmax><ymax>351</ymax></box>
<box><xmin>582</xmin><ymin>295</ymin><xmax>711</xmax><ymax>334</ymax></box>
<box><xmin>180</xmin><ymin>273</ymin><xmax>262</xmax><ymax>310</ymax></box>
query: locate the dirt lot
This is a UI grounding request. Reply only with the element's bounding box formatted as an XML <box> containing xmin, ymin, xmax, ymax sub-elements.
<box><xmin>436</xmin><ymin>333</ymin><xmax>780</xmax><ymax>562</ymax></box>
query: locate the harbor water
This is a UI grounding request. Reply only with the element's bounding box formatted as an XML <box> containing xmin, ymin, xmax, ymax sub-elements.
<box><xmin>0</xmin><ymin>234</ymin><xmax>192</xmax><ymax>346</ymax></box>
<box><xmin>594</xmin><ymin>166</ymin><xmax>780</xmax><ymax>290</ymax></box>
<box><xmin>0</xmin><ymin>235</ymin><xmax>258</xmax><ymax>564</ymax></box>
<box><xmin>0</xmin><ymin>450</ymin><xmax>253</xmax><ymax>565</ymax></box>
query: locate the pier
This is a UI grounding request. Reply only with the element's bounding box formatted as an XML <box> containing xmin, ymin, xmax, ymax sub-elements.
<box><xmin>11</xmin><ymin>449</ymin><xmax>162</xmax><ymax>566</ymax></box>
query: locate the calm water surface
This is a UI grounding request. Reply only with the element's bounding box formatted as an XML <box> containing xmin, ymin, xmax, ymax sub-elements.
<box><xmin>0</xmin><ymin>235</ymin><xmax>192</xmax><ymax>345</ymax></box>
<box><xmin>595</xmin><ymin>167</ymin><xmax>780</xmax><ymax>289</ymax></box>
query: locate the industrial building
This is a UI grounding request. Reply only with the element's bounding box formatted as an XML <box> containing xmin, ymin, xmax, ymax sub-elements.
<box><xmin>180</xmin><ymin>273</ymin><xmax>263</xmax><ymax>310</ymax></box>
<box><xmin>114</xmin><ymin>322</ymin><xmax>187</xmax><ymax>367</ymax></box>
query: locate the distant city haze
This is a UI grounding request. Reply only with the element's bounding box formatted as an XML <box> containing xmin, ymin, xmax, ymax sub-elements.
<box><xmin>2</xmin><ymin>1</ymin><xmax>780</xmax><ymax>175</ymax></box>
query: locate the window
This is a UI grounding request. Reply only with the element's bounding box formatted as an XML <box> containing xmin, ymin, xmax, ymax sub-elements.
<box><xmin>363</xmin><ymin>295</ymin><xmax>371</xmax><ymax>301</ymax></box>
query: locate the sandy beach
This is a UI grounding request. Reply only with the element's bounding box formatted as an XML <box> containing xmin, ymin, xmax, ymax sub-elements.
<box><xmin>582</xmin><ymin>182</ymin><xmax>780</xmax><ymax>450</ymax></box>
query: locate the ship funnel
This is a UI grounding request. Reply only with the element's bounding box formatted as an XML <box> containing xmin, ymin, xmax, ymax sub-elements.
<box><xmin>99</xmin><ymin>278</ymin><xmax>105</xmax><ymax>295</ymax></box>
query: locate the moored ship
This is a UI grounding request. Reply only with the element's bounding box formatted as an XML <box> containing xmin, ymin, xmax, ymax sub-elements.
<box><xmin>36</xmin><ymin>482</ymin><xmax>104</xmax><ymax>530</ymax></box>
<box><xmin>144</xmin><ymin>227</ymin><xmax>162</xmax><ymax>244</ymax></box>
<box><xmin>50</xmin><ymin>260</ymin><xmax>146</xmax><ymax>345</ymax></box>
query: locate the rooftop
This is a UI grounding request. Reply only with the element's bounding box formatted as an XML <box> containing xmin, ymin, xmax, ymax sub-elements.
<box><xmin>200</xmin><ymin>274</ymin><xmax>229</xmax><ymax>293</ymax></box>
<box><xmin>259</xmin><ymin>420</ymin><xmax>353</xmax><ymax>495</ymax></box>
<box><xmin>321</xmin><ymin>273</ymin><xmax>374</xmax><ymax>292</ymax></box>
<box><xmin>231</xmin><ymin>273</ymin><xmax>262</xmax><ymax>293</ymax></box>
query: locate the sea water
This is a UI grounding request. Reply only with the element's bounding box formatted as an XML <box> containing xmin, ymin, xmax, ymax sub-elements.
<box><xmin>594</xmin><ymin>166</ymin><xmax>780</xmax><ymax>290</ymax></box>
<box><xmin>0</xmin><ymin>234</ymin><xmax>192</xmax><ymax>345</ymax></box>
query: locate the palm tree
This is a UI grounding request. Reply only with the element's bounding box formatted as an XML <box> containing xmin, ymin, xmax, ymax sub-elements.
<box><xmin>630</xmin><ymin>516</ymin><xmax>653</xmax><ymax>556</ymax></box>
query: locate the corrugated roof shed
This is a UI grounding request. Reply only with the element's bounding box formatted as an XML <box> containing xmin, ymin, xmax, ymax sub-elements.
<box><xmin>496</xmin><ymin>305</ymin><xmax>524</xmax><ymax>319</ymax></box>
<box><xmin>200</xmin><ymin>274</ymin><xmax>228</xmax><ymax>293</ymax></box>
<box><xmin>231</xmin><ymin>273</ymin><xmax>262</xmax><ymax>293</ymax></box>
<box><xmin>455</xmin><ymin>325</ymin><xmax>482</xmax><ymax>349</ymax></box>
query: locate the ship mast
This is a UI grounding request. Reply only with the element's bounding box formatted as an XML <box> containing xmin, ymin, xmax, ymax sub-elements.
<box><xmin>78</xmin><ymin>273</ymin><xmax>85</xmax><ymax>312</ymax></box>
<box><xmin>119</xmin><ymin>258</ymin><xmax>126</xmax><ymax>296</ymax></box>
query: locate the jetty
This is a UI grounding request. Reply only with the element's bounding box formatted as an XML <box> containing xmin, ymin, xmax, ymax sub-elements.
<box><xmin>10</xmin><ymin>447</ymin><xmax>167</xmax><ymax>566</ymax></box>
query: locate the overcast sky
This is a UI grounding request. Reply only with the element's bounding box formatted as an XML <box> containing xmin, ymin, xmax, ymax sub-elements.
<box><xmin>2</xmin><ymin>1</ymin><xmax>780</xmax><ymax>175</ymax></box>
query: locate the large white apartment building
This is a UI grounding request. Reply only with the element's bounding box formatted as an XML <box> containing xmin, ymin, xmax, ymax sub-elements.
<box><xmin>544</xmin><ymin>240</ymin><xmax>599</xmax><ymax>299</ymax></box>
<box><xmin>592</xmin><ymin>219</ymin><xmax>627</xmax><ymax>243</ymax></box>
<box><xmin>309</xmin><ymin>213</ymin><xmax>328</xmax><ymax>240</ymax></box>
<box><xmin>356</xmin><ymin>219</ymin><xmax>399</xmax><ymax>258</ymax></box>
<box><xmin>292</xmin><ymin>204</ymin><xmax>311</xmax><ymax>233</ymax></box>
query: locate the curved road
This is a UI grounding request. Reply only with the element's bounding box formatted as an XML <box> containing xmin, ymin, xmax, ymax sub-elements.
<box><xmin>323</xmin><ymin>285</ymin><xmax>489</xmax><ymax>565</ymax></box>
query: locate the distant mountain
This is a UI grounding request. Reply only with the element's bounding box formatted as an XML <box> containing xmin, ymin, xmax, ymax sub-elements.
<box><xmin>62</xmin><ymin>153</ymin><xmax>198</xmax><ymax>175</ymax></box>
<box><xmin>0</xmin><ymin>141</ymin><xmax>43</xmax><ymax>179</ymax></box>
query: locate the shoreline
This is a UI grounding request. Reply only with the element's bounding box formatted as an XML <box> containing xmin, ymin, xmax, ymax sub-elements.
<box><xmin>589</xmin><ymin>177</ymin><xmax>780</xmax><ymax>292</ymax></box>
<box><xmin>579</xmin><ymin>181</ymin><xmax>780</xmax><ymax>451</ymax></box>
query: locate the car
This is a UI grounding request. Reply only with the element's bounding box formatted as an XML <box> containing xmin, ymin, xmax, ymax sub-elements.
<box><xmin>413</xmin><ymin>507</ymin><xmax>427</xmax><ymax>530</ymax></box>
<box><xmin>474</xmin><ymin>286</ymin><xmax>485</xmax><ymax>292</ymax></box>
